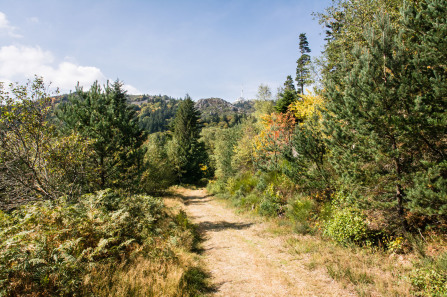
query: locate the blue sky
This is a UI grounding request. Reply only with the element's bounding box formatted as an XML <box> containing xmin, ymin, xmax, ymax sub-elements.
<box><xmin>0</xmin><ymin>0</ymin><xmax>331</xmax><ymax>101</ymax></box>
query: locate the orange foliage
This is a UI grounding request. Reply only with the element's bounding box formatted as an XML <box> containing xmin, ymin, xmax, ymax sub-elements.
<box><xmin>253</xmin><ymin>111</ymin><xmax>296</xmax><ymax>169</ymax></box>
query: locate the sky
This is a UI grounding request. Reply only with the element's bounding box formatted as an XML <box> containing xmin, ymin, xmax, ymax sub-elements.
<box><xmin>0</xmin><ymin>0</ymin><xmax>331</xmax><ymax>102</ymax></box>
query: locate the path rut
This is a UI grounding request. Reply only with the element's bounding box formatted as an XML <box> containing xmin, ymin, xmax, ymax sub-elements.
<box><xmin>176</xmin><ymin>188</ymin><xmax>356</xmax><ymax>297</ymax></box>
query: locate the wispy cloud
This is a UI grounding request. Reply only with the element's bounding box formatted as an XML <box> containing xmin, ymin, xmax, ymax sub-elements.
<box><xmin>27</xmin><ymin>16</ymin><xmax>40</xmax><ymax>24</ymax></box>
<box><xmin>0</xmin><ymin>11</ymin><xmax>22</xmax><ymax>38</ymax></box>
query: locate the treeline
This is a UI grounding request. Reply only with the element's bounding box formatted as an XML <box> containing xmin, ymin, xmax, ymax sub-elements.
<box><xmin>204</xmin><ymin>0</ymin><xmax>446</xmax><ymax>295</ymax></box>
<box><xmin>0</xmin><ymin>79</ymin><xmax>208</xmax><ymax>296</ymax></box>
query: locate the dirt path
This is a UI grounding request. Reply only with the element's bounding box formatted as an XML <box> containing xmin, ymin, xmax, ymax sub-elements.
<box><xmin>174</xmin><ymin>188</ymin><xmax>356</xmax><ymax>297</ymax></box>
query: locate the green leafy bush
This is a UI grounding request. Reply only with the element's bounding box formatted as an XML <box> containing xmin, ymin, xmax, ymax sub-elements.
<box><xmin>258</xmin><ymin>185</ymin><xmax>282</xmax><ymax>217</ymax></box>
<box><xmin>238</xmin><ymin>193</ymin><xmax>261</xmax><ymax>210</ymax></box>
<box><xmin>141</xmin><ymin>133</ymin><xmax>176</xmax><ymax>193</ymax></box>
<box><xmin>325</xmin><ymin>207</ymin><xmax>369</xmax><ymax>245</ymax></box>
<box><xmin>206</xmin><ymin>179</ymin><xmax>227</xmax><ymax>195</ymax></box>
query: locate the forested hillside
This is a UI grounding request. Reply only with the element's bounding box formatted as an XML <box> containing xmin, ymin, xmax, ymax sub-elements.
<box><xmin>0</xmin><ymin>0</ymin><xmax>446</xmax><ymax>296</ymax></box>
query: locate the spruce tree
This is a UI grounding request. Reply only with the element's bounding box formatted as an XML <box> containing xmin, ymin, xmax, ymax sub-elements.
<box><xmin>170</xmin><ymin>95</ymin><xmax>207</xmax><ymax>183</ymax></box>
<box><xmin>296</xmin><ymin>33</ymin><xmax>312</xmax><ymax>94</ymax></box>
<box><xmin>57</xmin><ymin>80</ymin><xmax>146</xmax><ymax>190</ymax></box>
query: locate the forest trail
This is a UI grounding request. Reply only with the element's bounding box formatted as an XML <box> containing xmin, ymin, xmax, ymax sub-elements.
<box><xmin>170</xmin><ymin>188</ymin><xmax>356</xmax><ymax>297</ymax></box>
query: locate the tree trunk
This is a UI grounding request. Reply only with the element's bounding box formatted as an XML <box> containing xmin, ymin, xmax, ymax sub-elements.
<box><xmin>100</xmin><ymin>155</ymin><xmax>105</xmax><ymax>189</ymax></box>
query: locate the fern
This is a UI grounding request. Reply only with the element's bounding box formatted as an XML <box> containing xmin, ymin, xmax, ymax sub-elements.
<box><xmin>0</xmin><ymin>190</ymin><xmax>173</xmax><ymax>296</ymax></box>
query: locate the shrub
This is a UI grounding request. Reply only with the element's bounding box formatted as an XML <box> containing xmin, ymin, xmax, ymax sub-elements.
<box><xmin>259</xmin><ymin>197</ymin><xmax>281</xmax><ymax>217</ymax></box>
<box><xmin>258</xmin><ymin>185</ymin><xmax>282</xmax><ymax>217</ymax></box>
<box><xmin>206</xmin><ymin>179</ymin><xmax>226</xmax><ymax>195</ymax></box>
<box><xmin>411</xmin><ymin>268</ymin><xmax>447</xmax><ymax>296</ymax></box>
<box><xmin>325</xmin><ymin>207</ymin><xmax>369</xmax><ymax>245</ymax></box>
<box><xmin>141</xmin><ymin>133</ymin><xmax>176</xmax><ymax>193</ymax></box>
<box><xmin>0</xmin><ymin>79</ymin><xmax>95</xmax><ymax>206</ymax></box>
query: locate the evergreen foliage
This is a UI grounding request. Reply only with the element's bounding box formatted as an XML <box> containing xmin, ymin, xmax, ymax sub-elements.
<box><xmin>170</xmin><ymin>95</ymin><xmax>208</xmax><ymax>183</ymax></box>
<box><xmin>275</xmin><ymin>89</ymin><xmax>298</xmax><ymax>113</ymax></box>
<box><xmin>57</xmin><ymin>80</ymin><xmax>146</xmax><ymax>190</ymax></box>
<box><xmin>284</xmin><ymin>113</ymin><xmax>330</xmax><ymax>194</ymax></box>
<box><xmin>323</xmin><ymin>8</ymin><xmax>447</xmax><ymax>229</ymax></box>
<box><xmin>136</xmin><ymin>95</ymin><xmax>180</xmax><ymax>133</ymax></box>
<box><xmin>283</xmin><ymin>75</ymin><xmax>296</xmax><ymax>92</ymax></box>
<box><xmin>296</xmin><ymin>33</ymin><xmax>313</xmax><ymax>94</ymax></box>
<box><xmin>141</xmin><ymin>132</ymin><xmax>176</xmax><ymax>193</ymax></box>
<box><xmin>400</xmin><ymin>0</ymin><xmax>447</xmax><ymax>216</ymax></box>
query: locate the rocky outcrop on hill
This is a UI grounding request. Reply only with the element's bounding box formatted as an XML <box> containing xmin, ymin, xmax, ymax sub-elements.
<box><xmin>194</xmin><ymin>97</ymin><xmax>240</xmax><ymax>115</ymax></box>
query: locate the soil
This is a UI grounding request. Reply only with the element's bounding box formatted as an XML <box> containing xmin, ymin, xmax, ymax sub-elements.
<box><xmin>172</xmin><ymin>188</ymin><xmax>356</xmax><ymax>297</ymax></box>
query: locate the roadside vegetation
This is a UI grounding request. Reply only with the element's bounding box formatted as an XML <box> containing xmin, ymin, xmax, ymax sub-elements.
<box><xmin>205</xmin><ymin>0</ymin><xmax>447</xmax><ymax>296</ymax></box>
<box><xmin>0</xmin><ymin>79</ymin><xmax>208</xmax><ymax>296</ymax></box>
<box><xmin>0</xmin><ymin>0</ymin><xmax>446</xmax><ymax>296</ymax></box>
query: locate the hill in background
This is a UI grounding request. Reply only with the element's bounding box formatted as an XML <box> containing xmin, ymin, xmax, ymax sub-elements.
<box><xmin>127</xmin><ymin>95</ymin><xmax>255</xmax><ymax>132</ymax></box>
<box><xmin>52</xmin><ymin>93</ymin><xmax>255</xmax><ymax>133</ymax></box>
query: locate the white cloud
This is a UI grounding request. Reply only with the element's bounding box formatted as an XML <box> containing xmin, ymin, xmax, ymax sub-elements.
<box><xmin>0</xmin><ymin>11</ymin><xmax>22</xmax><ymax>38</ymax></box>
<box><xmin>0</xmin><ymin>12</ymin><xmax>138</xmax><ymax>94</ymax></box>
<box><xmin>123</xmin><ymin>84</ymin><xmax>141</xmax><ymax>95</ymax></box>
<box><xmin>0</xmin><ymin>45</ymin><xmax>107</xmax><ymax>92</ymax></box>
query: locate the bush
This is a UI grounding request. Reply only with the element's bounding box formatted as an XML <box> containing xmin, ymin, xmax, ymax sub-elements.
<box><xmin>238</xmin><ymin>193</ymin><xmax>261</xmax><ymax>210</ymax></box>
<box><xmin>225</xmin><ymin>173</ymin><xmax>257</xmax><ymax>196</ymax></box>
<box><xmin>325</xmin><ymin>207</ymin><xmax>370</xmax><ymax>245</ymax></box>
<box><xmin>141</xmin><ymin>133</ymin><xmax>176</xmax><ymax>194</ymax></box>
<box><xmin>258</xmin><ymin>185</ymin><xmax>282</xmax><ymax>217</ymax></box>
<box><xmin>259</xmin><ymin>197</ymin><xmax>281</xmax><ymax>217</ymax></box>
<box><xmin>206</xmin><ymin>179</ymin><xmax>227</xmax><ymax>195</ymax></box>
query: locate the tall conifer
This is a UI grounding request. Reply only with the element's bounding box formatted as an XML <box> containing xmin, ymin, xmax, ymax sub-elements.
<box><xmin>170</xmin><ymin>95</ymin><xmax>207</xmax><ymax>183</ymax></box>
<box><xmin>323</xmin><ymin>8</ymin><xmax>447</xmax><ymax>229</ymax></box>
<box><xmin>296</xmin><ymin>33</ymin><xmax>312</xmax><ymax>94</ymax></box>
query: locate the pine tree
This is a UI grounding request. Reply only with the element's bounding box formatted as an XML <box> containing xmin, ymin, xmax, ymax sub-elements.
<box><xmin>284</xmin><ymin>113</ymin><xmax>329</xmax><ymax>194</ymax></box>
<box><xmin>284</xmin><ymin>75</ymin><xmax>296</xmax><ymax>92</ymax></box>
<box><xmin>400</xmin><ymin>0</ymin><xmax>447</xmax><ymax>216</ymax></box>
<box><xmin>170</xmin><ymin>95</ymin><xmax>208</xmax><ymax>183</ymax></box>
<box><xmin>323</xmin><ymin>9</ymin><xmax>447</xmax><ymax>230</ymax></box>
<box><xmin>57</xmin><ymin>80</ymin><xmax>146</xmax><ymax>190</ymax></box>
<box><xmin>296</xmin><ymin>33</ymin><xmax>312</xmax><ymax>94</ymax></box>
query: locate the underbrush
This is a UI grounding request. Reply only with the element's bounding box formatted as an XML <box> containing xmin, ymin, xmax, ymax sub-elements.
<box><xmin>0</xmin><ymin>190</ymin><xmax>207</xmax><ymax>296</ymax></box>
